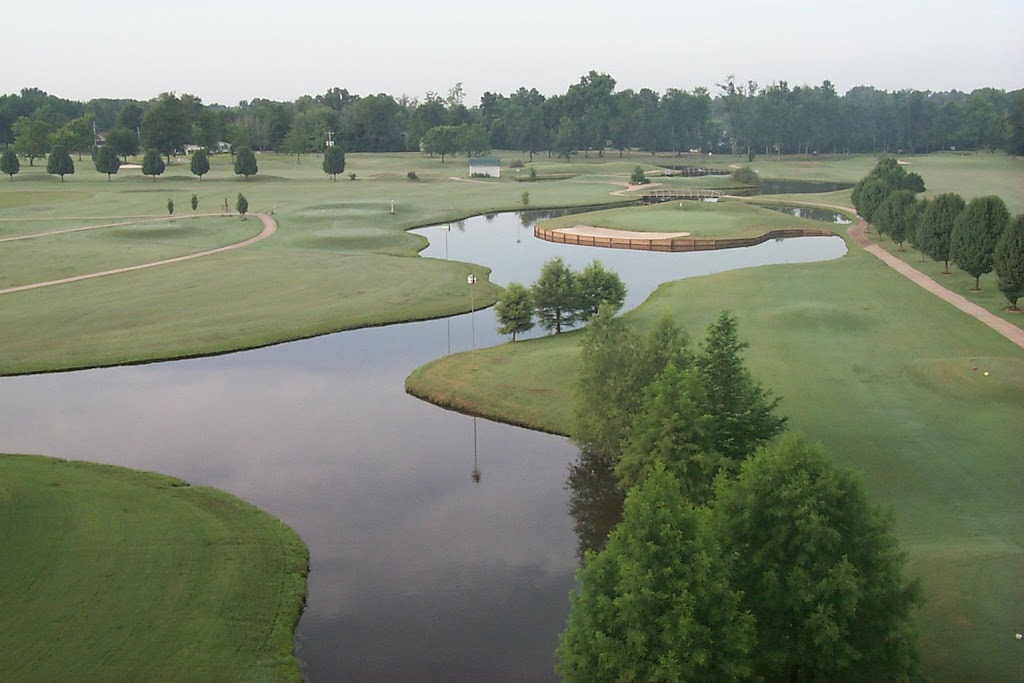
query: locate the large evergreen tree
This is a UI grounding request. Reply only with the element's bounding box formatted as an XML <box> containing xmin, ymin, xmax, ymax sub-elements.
<box><xmin>0</xmin><ymin>149</ymin><xmax>19</xmax><ymax>179</ymax></box>
<box><xmin>557</xmin><ymin>464</ymin><xmax>754</xmax><ymax>682</ymax></box>
<box><xmin>712</xmin><ymin>434</ymin><xmax>921</xmax><ymax>682</ymax></box>
<box><xmin>190</xmin><ymin>149</ymin><xmax>210</xmax><ymax>180</ymax></box>
<box><xmin>493</xmin><ymin>281</ymin><xmax>534</xmax><ymax>341</ymax></box>
<box><xmin>696</xmin><ymin>311</ymin><xmax>786</xmax><ymax>462</ymax></box>
<box><xmin>918</xmin><ymin>192</ymin><xmax>965</xmax><ymax>273</ymax></box>
<box><xmin>46</xmin><ymin>145</ymin><xmax>74</xmax><ymax>181</ymax></box>
<box><xmin>950</xmin><ymin>195</ymin><xmax>1011</xmax><ymax>289</ymax></box>
<box><xmin>93</xmin><ymin>145</ymin><xmax>120</xmax><ymax>180</ymax></box>
<box><xmin>233</xmin><ymin>146</ymin><xmax>258</xmax><ymax>179</ymax></box>
<box><xmin>141</xmin><ymin>148</ymin><xmax>165</xmax><ymax>180</ymax></box>
<box><xmin>993</xmin><ymin>214</ymin><xmax>1024</xmax><ymax>310</ymax></box>
<box><xmin>322</xmin><ymin>146</ymin><xmax>345</xmax><ymax>180</ymax></box>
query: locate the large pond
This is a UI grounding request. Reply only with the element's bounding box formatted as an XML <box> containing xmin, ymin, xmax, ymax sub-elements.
<box><xmin>0</xmin><ymin>210</ymin><xmax>846</xmax><ymax>681</ymax></box>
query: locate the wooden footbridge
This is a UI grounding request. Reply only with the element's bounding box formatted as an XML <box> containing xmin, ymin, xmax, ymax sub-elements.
<box><xmin>641</xmin><ymin>189</ymin><xmax>722</xmax><ymax>204</ymax></box>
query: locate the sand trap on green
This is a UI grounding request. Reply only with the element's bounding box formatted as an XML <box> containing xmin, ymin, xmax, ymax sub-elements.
<box><xmin>0</xmin><ymin>454</ymin><xmax>308</xmax><ymax>681</ymax></box>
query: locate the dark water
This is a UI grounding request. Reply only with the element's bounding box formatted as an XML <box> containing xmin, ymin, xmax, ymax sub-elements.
<box><xmin>0</xmin><ymin>212</ymin><xmax>846</xmax><ymax>682</ymax></box>
<box><xmin>758</xmin><ymin>205</ymin><xmax>853</xmax><ymax>224</ymax></box>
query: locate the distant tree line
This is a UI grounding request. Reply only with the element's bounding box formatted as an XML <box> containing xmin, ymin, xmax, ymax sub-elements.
<box><xmin>852</xmin><ymin>158</ymin><xmax>1024</xmax><ymax>308</ymax></box>
<box><xmin>1</xmin><ymin>74</ymin><xmax>1022</xmax><ymax>167</ymax></box>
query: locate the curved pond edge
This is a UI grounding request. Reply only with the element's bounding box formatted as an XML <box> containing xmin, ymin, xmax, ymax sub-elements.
<box><xmin>534</xmin><ymin>224</ymin><xmax>836</xmax><ymax>252</ymax></box>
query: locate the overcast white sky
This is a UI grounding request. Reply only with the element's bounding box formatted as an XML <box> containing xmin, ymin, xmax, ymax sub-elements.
<box><xmin>4</xmin><ymin>0</ymin><xmax>1021</xmax><ymax>105</ymax></box>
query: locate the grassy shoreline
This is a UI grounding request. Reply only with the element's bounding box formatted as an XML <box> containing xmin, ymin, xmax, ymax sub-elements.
<box><xmin>0</xmin><ymin>454</ymin><xmax>309</xmax><ymax>681</ymax></box>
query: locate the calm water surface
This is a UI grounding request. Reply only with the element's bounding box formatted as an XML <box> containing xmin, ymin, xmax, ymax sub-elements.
<box><xmin>0</xmin><ymin>211</ymin><xmax>845</xmax><ymax>681</ymax></box>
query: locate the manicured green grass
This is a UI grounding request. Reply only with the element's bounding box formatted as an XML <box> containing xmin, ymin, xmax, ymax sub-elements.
<box><xmin>407</xmin><ymin>228</ymin><xmax>1024</xmax><ymax>681</ymax></box>
<box><xmin>537</xmin><ymin>199</ymin><xmax>827</xmax><ymax>238</ymax></box>
<box><xmin>0</xmin><ymin>152</ymin><xmax>629</xmax><ymax>375</ymax></box>
<box><xmin>0</xmin><ymin>454</ymin><xmax>308</xmax><ymax>681</ymax></box>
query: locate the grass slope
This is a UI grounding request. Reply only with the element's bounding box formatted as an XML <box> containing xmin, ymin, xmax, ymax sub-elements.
<box><xmin>407</xmin><ymin>231</ymin><xmax>1024</xmax><ymax>682</ymax></box>
<box><xmin>0</xmin><ymin>454</ymin><xmax>308</xmax><ymax>682</ymax></box>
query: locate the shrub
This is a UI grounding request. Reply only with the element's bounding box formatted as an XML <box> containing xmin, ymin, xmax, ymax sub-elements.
<box><xmin>509</xmin><ymin>159</ymin><xmax>524</xmax><ymax>168</ymax></box>
<box><xmin>629</xmin><ymin>166</ymin><xmax>649</xmax><ymax>185</ymax></box>
<box><xmin>407</xmin><ymin>171</ymin><xmax>418</xmax><ymax>181</ymax></box>
<box><xmin>731</xmin><ymin>166</ymin><xmax>761</xmax><ymax>186</ymax></box>
<box><xmin>348</xmin><ymin>172</ymin><xmax>356</xmax><ymax>181</ymax></box>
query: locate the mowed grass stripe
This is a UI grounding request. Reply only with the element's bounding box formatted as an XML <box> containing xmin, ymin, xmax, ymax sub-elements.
<box><xmin>0</xmin><ymin>454</ymin><xmax>307</xmax><ymax>682</ymax></box>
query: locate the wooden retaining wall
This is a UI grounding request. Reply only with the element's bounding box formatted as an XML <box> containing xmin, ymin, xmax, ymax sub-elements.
<box><xmin>533</xmin><ymin>226</ymin><xmax>836</xmax><ymax>253</ymax></box>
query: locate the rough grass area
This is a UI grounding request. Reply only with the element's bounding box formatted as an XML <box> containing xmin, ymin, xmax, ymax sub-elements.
<box><xmin>536</xmin><ymin>199</ymin><xmax>827</xmax><ymax>238</ymax></box>
<box><xmin>406</xmin><ymin>228</ymin><xmax>1024</xmax><ymax>682</ymax></box>
<box><xmin>0</xmin><ymin>454</ymin><xmax>308</xmax><ymax>681</ymax></box>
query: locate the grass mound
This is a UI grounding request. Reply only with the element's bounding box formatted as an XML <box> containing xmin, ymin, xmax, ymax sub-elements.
<box><xmin>0</xmin><ymin>454</ymin><xmax>308</xmax><ymax>681</ymax></box>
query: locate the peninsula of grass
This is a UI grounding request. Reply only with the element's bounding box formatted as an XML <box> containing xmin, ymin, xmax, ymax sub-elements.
<box><xmin>0</xmin><ymin>454</ymin><xmax>308</xmax><ymax>681</ymax></box>
<box><xmin>407</xmin><ymin>228</ymin><xmax>1024</xmax><ymax>681</ymax></box>
<box><xmin>536</xmin><ymin>199</ymin><xmax>833</xmax><ymax>239</ymax></box>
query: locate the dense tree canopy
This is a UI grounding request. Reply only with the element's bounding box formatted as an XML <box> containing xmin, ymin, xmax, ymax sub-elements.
<box><xmin>190</xmin><ymin>149</ymin><xmax>210</xmax><ymax>179</ymax></box>
<box><xmin>919</xmin><ymin>192</ymin><xmax>966</xmax><ymax>272</ymax></box>
<box><xmin>141</xmin><ymin>148</ymin><xmax>164</xmax><ymax>180</ymax></box>
<box><xmin>994</xmin><ymin>214</ymin><xmax>1024</xmax><ymax>309</ymax></box>
<box><xmin>557</xmin><ymin>464</ymin><xmax>754</xmax><ymax>682</ymax></box>
<box><xmin>712</xmin><ymin>434</ymin><xmax>921</xmax><ymax>682</ymax></box>
<box><xmin>494</xmin><ymin>281</ymin><xmax>534</xmax><ymax>341</ymax></box>
<box><xmin>1</xmin><ymin>149</ymin><xmax>19</xmax><ymax>178</ymax></box>
<box><xmin>12</xmin><ymin>117</ymin><xmax>53</xmax><ymax>166</ymax></box>
<box><xmin>950</xmin><ymin>195</ymin><xmax>1011</xmax><ymax>289</ymax></box>
<box><xmin>46</xmin><ymin>145</ymin><xmax>74</xmax><ymax>180</ymax></box>
<box><xmin>93</xmin><ymin>145</ymin><xmax>120</xmax><ymax>179</ymax></box>
<box><xmin>233</xmin><ymin>146</ymin><xmax>258</xmax><ymax>178</ymax></box>
<box><xmin>104</xmin><ymin>126</ymin><xmax>139</xmax><ymax>161</ymax></box>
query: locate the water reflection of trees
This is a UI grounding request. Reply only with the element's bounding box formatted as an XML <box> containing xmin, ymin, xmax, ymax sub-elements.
<box><xmin>566</xmin><ymin>446</ymin><xmax>624</xmax><ymax>559</ymax></box>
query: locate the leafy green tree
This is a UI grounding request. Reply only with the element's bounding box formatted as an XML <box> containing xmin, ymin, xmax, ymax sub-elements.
<box><xmin>731</xmin><ymin>165</ymin><xmax>760</xmax><ymax>185</ymax></box>
<box><xmin>576</xmin><ymin>259</ymin><xmax>626</xmax><ymax>321</ymax></box>
<box><xmin>233</xmin><ymin>146</ymin><xmax>258</xmax><ymax>179</ymax></box>
<box><xmin>629</xmin><ymin>165</ymin><xmax>648</xmax><ymax>185</ymax></box>
<box><xmin>191</xmin><ymin>193</ymin><xmax>199</xmax><ymax>214</ymax></box>
<box><xmin>141</xmin><ymin>92</ymin><xmax>189</xmax><ymax>161</ymax></box>
<box><xmin>696</xmin><ymin>311</ymin><xmax>786</xmax><ymax>462</ymax></box>
<box><xmin>189</xmin><ymin>149</ymin><xmax>210</xmax><ymax>180</ymax></box>
<box><xmin>322</xmin><ymin>146</ymin><xmax>345</xmax><ymax>180</ymax></box>
<box><xmin>850</xmin><ymin>176</ymin><xmax>889</xmax><ymax>223</ymax></box>
<box><xmin>573</xmin><ymin>310</ymin><xmax>691</xmax><ymax>464</ymax></box>
<box><xmin>1</xmin><ymin>150</ymin><xmax>19</xmax><ymax>179</ymax></box>
<box><xmin>994</xmin><ymin>214</ymin><xmax>1024</xmax><ymax>310</ymax></box>
<box><xmin>712</xmin><ymin>434</ymin><xmax>921</xmax><ymax>682</ymax></box>
<box><xmin>552</xmin><ymin>116</ymin><xmax>579</xmax><ymax>161</ymax></box>
<box><xmin>520</xmin><ymin>191</ymin><xmax>529</xmax><ymax>207</ymax></box>
<box><xmin>141</xmin><ymin>148</ymin><xmax>165</xmax><ymax>180</ymax></box>
<box><xmin>93</xmin><ymin>145</ymin><xmax>120</xmax><ymax>180</ymax></box>
<box><xmin>53</xmin><ymin>116</ymin><xmax>94</xmax><ymax>160</ymax></box>
<box><xmin>919</xmin><ymin>192</ymin><xmax>965</xmax><ymax>272</ymax></box>
<box><xmin>950</xmin><ymin>195</ymin><xmax>1011</xmax><ymax>289</ymax></box>
<box><xmin>557</xmin><ymin>464</ymin><xmax>754</xmax><ymax>682</ymax></box>
<box><xmin>104</xmin><ymin>126</ymin><xmax>139</xmax><ymax>161</ymax></box>
<box><xmin>458</xmin><ymin>124</ymin><xmax>490</xmax><ymax>158</ymax></box>
<box><xmin>493</xmin><ymin>281</ymin><xmax>534</xmax><ymax>341</ymax></box>
<box><xmin>46</xmin><ymin>145</ymin><xmax>74</xmax><ymax>181</ymax></box>
<box><xmin>236</xmin><ymin>193</ymin><xmax>248</xmax><ymax>217</ymax></box>
<box><xmin>421</xmin><ymin>125</ymin><xmax>460</xmax><ymax>162</ymax></box>
<box><xmin>616</xmin><ymin>362</ymin><xmax>721</xmax><ymax>503</ymax></box>
<box><xmin>874</xmin><ymin>189</ymin><xmax>917</xmax><ymax>249</ymax></box>
<box><xmin>12</xmin><ymin>117</ymin><xmax>53</xmax><ymax>166</ymax></box>
<box><xmin>531</xmin><ymin>257</ymin><xmax>578</xmax><ymax>333</ymax></box>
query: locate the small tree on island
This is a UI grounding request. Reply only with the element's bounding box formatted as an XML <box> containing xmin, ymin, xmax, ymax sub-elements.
<box><xmin>629</xmin><ymin>165</ymin><xmax>649</xmax><ymax>185</ymax></box>
<box><xmin>46</xmin><ymin>145</ymin><xmax>75</xmax><ymax>181</ymax></box>
<box><xmin>1</xmin><ymin>150</ymin><xmax>19</xmax><ymax>179</ymax></box>
<box><xmin>190</xmin><ymin>149</ymin><xmax>210</xmax><ymax>180</ymax></box>
<box><xmin>494</xmin><ymin>282</ymin><xmax>535</xmax><ymax>341</ymax></box>
<box><xmin>993</xmin><ymin>214</ymin><xmax>1024</xmax><ymax>310</ymax></box>
<box><xmin>93</xmin><ymin>145</ymin><xmax>120</xmax><ymax>180</ymax></box>
<box><xmin>950</xmin><ymin>195</ymin><xmax>1010</xmax><ymax>290</ymax></box>
<box><xmin>322</xmin><ymin>146</ymin><xmax>346</xmax><ymax>180</ymax></box>
<box><xmin>233</xmin><ymin>146</ymin><xmax>258</xmax><ymax>179</ymax></box>
<box><xmin>236</xmin><ymin>193</ymin><xmax>248</xmax><ymax>218</ymax></box>
<box><xmin>532</xmin><ymin>257</ymin><xmax>579</xmax><ymax>334</ymax></box>
<box><xmin>141</xmin><ymin>148</ymin><xmax>165</xmax><ymax>181</ymax></box>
